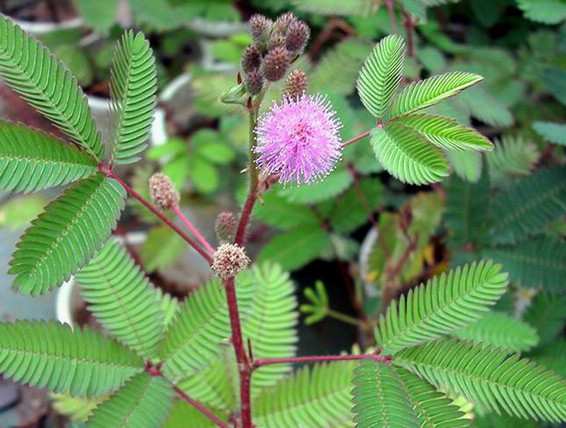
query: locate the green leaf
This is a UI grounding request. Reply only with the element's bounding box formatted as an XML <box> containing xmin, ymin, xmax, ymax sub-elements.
<box><xmin>0</xmin><ymin>321</ymin><xmax>142</xmax><ymax>396</ymax></box>
<box><xmin>253</xmin><ymin>362</ymin><xmax>356</xmax><ymax>427</ymax></box>
<box><xmin>195</xmin><ymin>131</ymin><xmax>235</xmax><ymax>165</ymax></box>
<box><xmin>516</xmin><ymin>0</ymin><xmax>566</xmax><ymax>24</ymax></box>
<box><xmin>277</xmin><ymin>169</ymin><xmax>353</xmax><ymax>204</ymax></box>
<box><xmin>357</xmin><ymin>35</ymin><xmax>406</xmax><ymax>119</ymax></box>
<box><xmin>458</xmin><ymin>86</ymin><xmax>513</xmax><ymax>128</ymax></box>
<box><xmin>396</xmin><ymin>338</ymin><xmax>566</xmax><ymax>422</ymax></box>
<box><xmin>489</xmin><ymin>167</ymin><xmax>566</xmax><ymax>244</ymax></box>
<box><xmin>0</xmin><ymin>15</ymin><xmax>103</xmax><ymax>159</ymax></box>
<box><xmin>76</xmin><ymin>240</ymin><xmax>165</xmax><ymax>359</ymax></box>
<box><xmin>9</xmin><ymin>173</ymin><xmax>126</xmax><ymax>295</ymax></box>
<box><xmin>301</xmin><ymin>280</ymin><xmax>329</xmax><ymax>325</ymax></box>
<box><xmin>258</xmin><ymin>225</ymin><xmax>331</xmax><ymax>271</ymax></box>
<box><xmin>397</xmin><ymin>114</ymin><xmax>493</xmax><ymax>151</ymax></box>
<box><xmin>51</xmin><ymin>393</ymin><xmax>103</xmax><ymax>422</ymax></box>
<box><xmin>292</xmin><ymin>0</ymin><xmax>377</xmax><ymax>16</ymax></box>
<box><xmin>397</xmin><ymin>368</ymin><xmax>469</xmax><ymax>428</ymax></box>
<box><xmin>253</xmin><ymin>191</ymin><xmax>319</xmax><ymax>230</ymax></box>
<box><xmin>375</xmin><ymin>260</ymin><xmax>509</xmax><ymax>355</ymax></box>
<box><xmin>523</xmin><ymin>292</ymin><xmax>566</xmax><ymax>346</ymax></box>
<box><xmin>0</xmin><ymin>121</ymin><xmax>97</xmax><ymax>193</ymax></box>
<box><xmin>87</xmin><ymin>373</ymin><xmax>173</xmax><ymax>428</ymax></box>
<box><xmin>486</xmin><ymin>136</ymin><xmax>539</xmax><ymax>184</ymax></box>
<box><xmin>483</xmin><ymin>238</ymin><xmax>566</xmax><ymax>291</ymax></box>
<box><xmin>239</xmin><ymin>263</ymin><xmax>298</xmax><ymax>393</ymax></box>
<box><xmin>140</xmin><ymin>226</ymin><xmax>185</xmax><ymax>272</ymax></box>
<box><xmin>163</xmin><ymin>401</ymin><xmax>224</xmax><ymax>428</ymax></box>
<box><xmin>188</xmin><ymin>156</ymin><xmax>219</xmax><ymax>194</ymax></box>
<box><xmin>445</xmin><ymin>172</ymin><xmax>490</xmax><ymax>248</ymax></box>
<box><xmin>75</xmin><ymin>0</ymin><xmax>118</xmax><ymax>33</ymax></box>
<box><xmin>370</xmin><ymin>124</ymin><xmax>449</xmax><ymax>185</ymax></box>
<box><xmin>160</xmin><ymin>276</ymin><xmax>232</xmax><ymax>382</ymax></box>
<box><xmin>533</xmin><ymin>121</ymin><xmax>566</xmax><ymax>145</ymax></box>
<box><xmin>453</xmin><ymin>312</ymin><xmax>539</xmax><ymax>352</ymax></box>
<box><xmin>110</xmin><ymin>31</ymin><xmax>157</xmax><ymax>165</ymax></box>
<box><xmin>389</xmin><ymin>72</ymin><xmax>483</xmax><ymax>118</ymax></box>
<box><xmin>447</xmin><ymin>151</ymin><xmax>482</xmax><ymax>183</ymax></box>
<box><xmin>310</xmin><ymin>40</ymin><xmax>373</xmax><ymax>96</ymax></box>
<box><xmin>329</xmin><ymin>178</ymin><xmax>383</xmax><ymax>233</ymax></box>
<box><xmin>353</xmin><ymin>361</ymin><xmax>419</xmax><ymax>428</ymax></box>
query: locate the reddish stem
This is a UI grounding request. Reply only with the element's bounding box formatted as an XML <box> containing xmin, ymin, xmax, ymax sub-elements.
<box><xmin>173</xmin><ymin>385</ymin><xmax>229</xmax><ymax>428</ymax></box>
<box><xmin>385</xmin><ymin>0</ymin><xmax>398</xmax><ymax>33</ymax></box>
<box><xmin>252</xmin><ymin>353</ymin><xmax>392</xmax><ymax>370</ymax></box>
<box><xmin>104</xmin><ymin>170</ymin><xmax>213</xmax><ymax>265</ymax></box>
<box><xmin>403</xmin><ymin>12</ymin><xmax>416</xmax><ymax>57</ymax></box>
<box><xmin>342</xmin><ymin>130</ymin><xmax>371</xmax><ymax>148</ymax></box>
<box><xmin>171</xmin><ymin>204</ymin><xmax>216</xmax><ymax>255</ymax></box>
<box><xmin>224</xmin><ymin>277</ymin><xmax>253</xmax><ymax>427</ymax></box>
<box><xmin>234</xmin><ymin>187</ymin><xmax>258</xmax><ymax>246</ymax></box>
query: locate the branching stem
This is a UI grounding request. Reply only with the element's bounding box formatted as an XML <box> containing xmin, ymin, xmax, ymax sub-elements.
<box><xmin>342</xmin><ymin>129</ymin><xmax>371</xmax><ymax>147</ymax></box>
<box><xmin>103</xmin><ymin>168</ymin><xmax>213</xmax><ymax>265</ymax></box>
<box><xmin>171</xmin><ymin>204</ymin><xmax>216</xmax><ymax>255</ymax></box>
<box><xmin>173</xmin><ymin>384</ymin><xmax>229</xmax><ymax>428</ymax></box>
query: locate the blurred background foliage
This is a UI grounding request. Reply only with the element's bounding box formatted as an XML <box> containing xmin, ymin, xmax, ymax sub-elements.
<box><xmin>1</xmin><ymin>0</ymin><xmax>566</xmax><ymax>426</ymax></box>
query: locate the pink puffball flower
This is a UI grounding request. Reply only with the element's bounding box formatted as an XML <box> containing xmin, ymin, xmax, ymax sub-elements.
<box><xmin>254</xmin><ymin>94</ymin><xmax>343</xmax><ymax>184</ymax></box>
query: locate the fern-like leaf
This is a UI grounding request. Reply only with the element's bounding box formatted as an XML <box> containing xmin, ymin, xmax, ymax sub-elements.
<box><xmin>486</xmin><ymin>136</ymin><xmax>539</xmax><ymax>184</ymax></box>
<box><xmin>357</xmin><ymin>35</ymin><xmax>406</xmax><ymax>119</ymax></box>
<box><xmin>0</xmin><ymin>121</ymin><xmax>97</xmax><ymax>193</ymax></box>
<box><xmin>0</xmin><ymin>15</ymin><xmax>103</xmax><ymax>159</ymax></box>
<box><xmin>9</xmin><ymin>173</ymin><xmax>126</xmax><ymax>295</ymax></box>
<box><xmin>110</xmin><ymin>31</ymin><xmax>157</xmax><ymax>165</ymax></box>
<box><xmin>523</xmin><ymin>292</ymin><xmax>566</xmax><ymax>346</ymax></box>
<box><xmin>453</xmin><ymin>312</ymin><xmax>539</xmax><ymax>352</ymax></box>
<box><xmin>0</xmin><ymin>321</ymin><xmax>142</xmax><ymax>396</ymax></box>
<box><xmin>292</xmin><ymin>0</ymin><xmax>378</xmax><ymax>16</ymax></box>
<box><xmin>397</xmin><ymin>114</ymin><xmax>492</xmax><ymax>151</ymax></box>
<box><xmin>253</xmin><ymin>362</ymin><xmax>356</xmax><ymax>427</ymax></box>
<box><xmin>375</xmin><ymin>260</ymin><xmax>509</xmax><ymax>355</ymax></box>
<box><xmin>239</xmin><ymin>263</ymin><xmax>298</xmax><ymax>392</ymax></box>
<box><xmin>173</xmin><ymin>263</ymin><xmax>298</xmax><ymax>406</ymax></box>
<box><xmin>389</xmin><ymin>72</ymin><xmax>483</xmax><ymax>118</ymax></box>
<box><xmin>87</xmin><ymin>373</ymin><xmax>173</xmax><ymax>428</ymax></box>
<box><xmin>533</xmin><ymin>121</ymin><xmax>566</xmax><ymax>145</ymax></box>
<box><xmin>370</xmin><ymin>124</ymin><xmax>449</xmax><ymax>185</ymax></box>
<box><xmin>397</xmin><ymin>367</ymin><xmax>469</xmax><ymax>427</ymax></box>
<box><xmin>353</xmin><ymin>361</ymin><xmax>419</xmax><ymax>427</ymax></box>
<box><xmin>396</xmin><ymin>338</ymin><xmax>566</xmax><ymax>422</ymax></box>
<box><xmin>483</xmin><ymin>238</ymin><xmax>566</xmax><ymax>291</ymax></box>
<box><xmin>76</xmin><ymin>239</ymin><xmax>164</xmax><ymax>359</ymax></box>
<box><xmin>489</xmin><ymin>166</ymin><xmax>566</xmax><ymax>244</ymax></box>
<box><xmin>445</xmin><ymin>173</ymin><xmax>490</xmax><ymax>248</ymax></box>
<box><xmin>160</xmin><ymin>276</ymin><xmax>232</xmax><ymax>382</ymax></box>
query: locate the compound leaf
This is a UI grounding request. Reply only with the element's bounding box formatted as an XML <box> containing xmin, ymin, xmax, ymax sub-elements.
<box><xmin>0</xmin><ymin>321</ymin><xmax>142</xmax><ymax>397</ymax></box>
<box><xmin>9</xmin><ymin>173</ymin><xmax>126</xmax><ymax>295</ymax></box>
<box><xmin>375</xmin><ymin>260</ymin><xmax>508</xmax><ymax>355</ymax></box>
<box><xmin>0</xmin><ymin>15</ymin><xmax>103</xmax><ymax>159</ymax></box>
<box><xmin>0</xmin><ymin>121</ymin><xmax>97</xmax><ymax>193</ymax></box>
<box><xmin>110</xmin><ymin>31</ymin><xmax>157</xmax><ymax>165</ymax></box>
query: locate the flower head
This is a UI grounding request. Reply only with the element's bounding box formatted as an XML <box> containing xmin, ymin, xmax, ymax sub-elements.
<box><xmin>212</xmin><ymin>243</ymin><xmax>250</xmax><ymax>280</ymax></box>
<box><xmin>254</xmin><ymin>94</ymin><xmax>342</xmax><ymax>184</ymax></box>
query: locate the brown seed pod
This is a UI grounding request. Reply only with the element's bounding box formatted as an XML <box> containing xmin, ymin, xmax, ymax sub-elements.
<box><xmin>149</xmin><ymin>173</ymin><xmax>179</xmax><ymax>210</ymax></box>
<box><xmin>241</xmin><ymin>44</ymin><xmax>262</xmax><ymax>73</ymax></box>
<box><xmin>286</xmin><ymin>20</ymin><xmax>310</xmax><ymax>53</ymax></box>
<box><xmin>285</xmin><ymin>69</ymin><xmax>308</xmax><ymax>99</ymax></box>
<box><xmin>244</xmin><ymin>69</ymin><xmax>264</xmax><ymax>95</ymax></box>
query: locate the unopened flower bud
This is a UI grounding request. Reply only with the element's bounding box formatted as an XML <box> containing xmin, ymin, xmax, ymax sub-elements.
<box><xmin>267</xmin><ymin>32</ymin><xmax>286</xmax><ymax>51</ymax></box>
<box><xmin>149</xmin><ymin>173</ymin><xmax>179</xmax><ymax>210</ymax></box>
<box><xmin>262</xmin><ymin>47</ymin><xmax>289</xmax><ymax>82</ymax></box>
<box><xmin>273</xmin><ymin>12</ymin><xmax>297</xmax><ymax>34</ymax></box>
<box><xmin>245</xmin><ymin>70</ymin><xmax>264</xmax><ymax>95</ymax></box>
<box><xmin>212</xmin><ymin>243</ymin><xmax>250</xmax><ymax>280</ymax></box>
<box><xmin>241</xmin><ymin>44</ymin><xmax>262</xmax><ymax>73</ymax></box>
<box><xmin>285</xmin><ymin>69</ymin><xmax>308</xmax><ymax>99</ymax></box>
<box><xmin>286</xmin><ymin>20</ymin><xmax>310</xmax><ymax>53</ymax></box>
<box><xmin>249</xmin><ymin>14</ymin><xmax>272</xmax><ymax>43</ymax></box>
<box><xmin>215</xmin><ymin>211</ymin><xmax>238</xmax><ymax>242</ymax></box>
